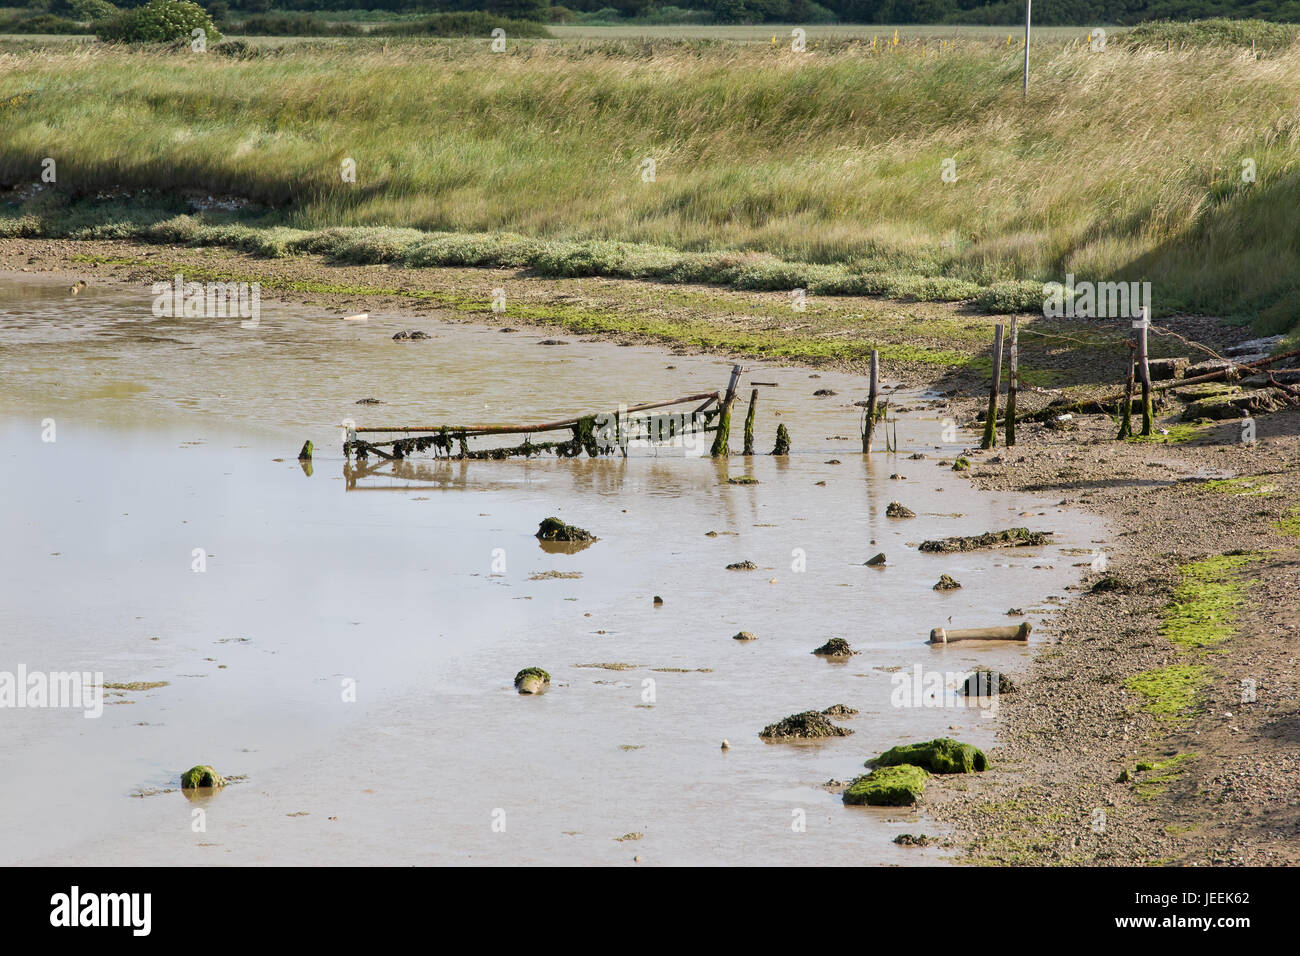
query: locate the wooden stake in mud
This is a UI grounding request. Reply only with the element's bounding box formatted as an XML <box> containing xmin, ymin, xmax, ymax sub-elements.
<box><xmin>1136</xmin><ymin>307</ymin><xmax>1153</xmax><ymax>436</ymax></box>
<box><xmin>710</xmin><ymin>364</ymin><xmax>743</xmax><ymax>458</ymax></box>
<box><xmin>742</xmin><ymin>388</ymin><xmax>758</xmax><ymax>455</ymax></box>
<box><xmin>1005</xmin><ymin>317</ymin><xmax>1018</xmax><ymax>447</ymax></box>
<box><xmin>981</xmin><ymin>324</ymin><xmax>1004</xmax><ymax>450</ymax></box>
<box><xmin>1117</xmin><ymin>346</ymin><xmax>1136</xmax><ymax>440</ymax></box>
<box><xmin>863</xmin><ymin>349</ymin><xmax>879</xmax><ymax>453</ymax></box>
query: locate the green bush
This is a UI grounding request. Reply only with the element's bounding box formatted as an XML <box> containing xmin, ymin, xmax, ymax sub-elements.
<box><xmin>94</xmin><ymin>0</ymin><xmax>220</xmax><ymax>44</ymax></box>
<box><xmin>67</xmin><ymin>0</ymin><xmax>119</xmax><ymax>22</ymax></box>
<box><xmin>0</xmin><ymin>13</ymin><xmax>85</xmax><ymax>33</ymax></box>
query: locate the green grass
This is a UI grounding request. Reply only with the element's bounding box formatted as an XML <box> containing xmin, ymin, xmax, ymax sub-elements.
<box><xmin>2</xmin><ymin>36</ymin><xmax>1300</xmax><ymax>329</ymax></box>
<box><xmin>1278</xmin><ymin>504</ymin><xmax>1300</xmax><ymax>538</ymax></box>
<box><xmin>1124</xmin><ymin>422</ymin><xmax>1209</xmax><ymax>444</ymax></box>
<box><xmin>1132</xmin><ymin>752</ymin><xmax>1198</xmax><ymax>800</ymax></box>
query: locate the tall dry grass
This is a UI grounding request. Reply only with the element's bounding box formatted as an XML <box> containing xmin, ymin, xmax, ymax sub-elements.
<box><xmin>1</xmin><ymin>37</ymin><xmax>1297</xmax><ymax>325</ymax></box>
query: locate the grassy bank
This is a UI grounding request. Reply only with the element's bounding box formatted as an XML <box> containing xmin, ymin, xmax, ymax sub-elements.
<box><xmin>2</xmin><ymin>36</ymin><xmax>1299</xmax><ymax>328</ymax></box>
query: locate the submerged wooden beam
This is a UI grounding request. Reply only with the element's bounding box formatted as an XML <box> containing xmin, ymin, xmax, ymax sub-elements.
<box><xmin>929</xmin><ymin>622</ymin><xmax>1032</xmax><ymax>644</ymax></box>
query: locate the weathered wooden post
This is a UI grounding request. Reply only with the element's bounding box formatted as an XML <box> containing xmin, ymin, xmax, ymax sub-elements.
<box><xmin>1136</xmin><ymin>307</ymin><xmax>1153</xmax><ymax>436</ymax></box>
<box><xmin>742</xmin><ymin>388</ymin><xmax>758</xmax><ymax>455</ymax></box>
<box><xmin>1005</xmin><ymin>317</ymin><xmax>1018</xmax><ymax>446</ymax></box>
<box><xmin>1117</xmin><ymin>346</ymin><xmax>1136</xmax><ymax>440</ymax></box>
<box><xmin>710</xmin><ymin>363</ymin><xmax>743</xmax><ymax>458</ymax></box>
<box><xmin>862</xmin><ymin>349</ymin><xmax>879</xmax><ymax>453</ymax></box>
<box><xmin>981</xmin><ymin>324</ymin><xmax>1004</xmax><ymax>450</ymax></box>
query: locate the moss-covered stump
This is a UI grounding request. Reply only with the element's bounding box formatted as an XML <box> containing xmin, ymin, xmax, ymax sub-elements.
<box><xmin>933</xmin><ymin>574</ymin><xmax>962</xmax><ymax>590</ymax></box>
<box><xmin>180</xmin><ymin>765</ymin><xmax>227</xmax><ymax>789</ymax></box>
<box><xmin>811</xmin><ymin>637</ymin><xmax>855</xmax><ymax>657</ymax></box>
<box><xmin>872</xmin><ymin>737</ymin><xmax>988</xmax><ymax>773</ymax></box>
<box><xmin>885</xmin><ymin>501</ymin><xmax>915</xmax><ymax>518</ymax></box>
<box><xmin>918</xmin><ymin>528</ymin><xmax>1050</xmax><ymax>553</ymax></box>
<box><xmin>535</xmin><ymin>517</ymin><xmax>596</xmax><ymax>542</ymax></box>
<box><xmin>514</xmin><ymin>667</ymin><xmax>551</xmax><ymax>695</ymax></box>
<box><xmin>770</xmin><ymin>424</ymin><xmax>790</xmax><ymax>455</ymax></box>
<box><xmin>962</xmin><ymin>670</ymin><xmax>1017</xmax><ymax>696</ymax></box>
<box><xmin>843</xmin><ymin>765</ymin><xmax>929</xmax><ymax>806</ymax></box>
<box><xmin>1182</xmin><ymin>389</ymin><xmax>1279</xmax><ymax>421</ymax></box>
<box><xmin>759</xmin><ymin>711</ymin><xmax>853</xmax><ymax>739</ymax></box>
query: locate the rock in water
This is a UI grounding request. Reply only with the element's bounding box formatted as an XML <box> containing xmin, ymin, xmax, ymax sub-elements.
<box><xmin>770</xmin><ymin>424</ymin><xmax>790</xmax><ymax>456</ymax></box>
<box><xmin>181</xmin><ymin>765</ymin><xmax>227</xmax><ymax>789</ymax></box>
<box><xmin>535</xmin><ymin>517</ymin><xmax>596</xmax><ymax>542</ymax></box>
<box><xmin>933</xmin><ymin>574</ymin><xmax>962</xmax><ymax>590</ymax></box>
<box><xmin>726</xmin><ymin>560</ymin><xmax>758</xmax><ymax>571</ymax></box>
<box><xmin>732</xmin><ymin>631</ymin><xmax>757</xmax><ymax>641</ymax></box>
<box><xmin>821</xmin><ymin>704</ymin><xmax>858</xmax><ymax>718</ymax></box>
<box><xmin>843</xmin><ymin>766</ymin><xmax>929</xmax><ymax>806</ymax></box>
<box><xmin>514</xmin><ymin>667</ymin><xmax>551</xmax><ymax>695</ymax></box>
<box><xmin>865</xmin><ymin>552</ymin><xmax>887</xmax><ymax>566</ymax></box>
<box><xmin>811</xmin><ymin>638</ymin><xmax>854</xmax><ymax>657</ymax></box>
<box><xmin>759</xmin><ymin>711</ymin><xmax>853</xmax><ymax>739</ymax></box>
<box><xmin>871</xmin><ymin>738</ymin><xmax>988</xmax><ymax>774</ymax></box>
<box><xmin>297</xmin><ymin>440</ymin><xmax>313</xmax><ymax>461</ymax></box>
<box><xmin>962</xmin><ymin>670</ymin><xmax>1017</xmax><ymax>696</ymax></box>
<box><xmin>885</xmin><ymin>501</ymin><xmax>915</xmax><ymax>518</ymax></box>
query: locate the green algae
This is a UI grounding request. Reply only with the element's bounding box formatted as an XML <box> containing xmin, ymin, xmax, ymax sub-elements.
<box><xmin>180</xmin><ymin>765</ymin><xmax>227</xmax><ymax>789</ymax></box>
<box><xmin>872</xmin><ymin>737</ymin><xmax>988</xmax><ymax>774</ymax></box>
<box><xmin>1125</xmin><ymin>664</ymin><xmax>1209</xmax><ymax>719</ymax></box>
<box><xmin>843</xmin><ymin>765</ymin><xmax>929</xmax><ymax>806</ymax></box>
<box><xmin>1160</xmin><ymin>552</ymin><xmax>1262</xmax><ymax>650</ymax></box>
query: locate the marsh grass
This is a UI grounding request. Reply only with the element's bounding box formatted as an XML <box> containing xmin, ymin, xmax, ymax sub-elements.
<box><xmin>2</xmin><ymin>38</ymin><xmax>1299</xmax><ymax>326</ymax></box>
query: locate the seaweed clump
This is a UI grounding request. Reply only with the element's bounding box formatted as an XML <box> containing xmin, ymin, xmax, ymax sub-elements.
<box><xmin>811</xmin><ymin>638</ymin><xmax>855</xmax><ymax>657</ymax></box>
<box><xmin>514</xmin><ymin>667</ymin><xmax>551</xmax><ymax>694</ymax></box>
<box><xmin>536</xmin><ymin>517</ymin><xmax>596</xmax><ymax>542</ymax></box>
<box><xmin>919</xmin><ymin>528</ymin><xmax>1050</xmax><ymax>553</ymax></box>
<box><xmin>759</xmin><ymin>711</ymin><xmax>853</xmax><ymax>739</ymax></box>
<box><xmin>180</xmin><ymin>765</ymin><xmax>227</xmax><ymax>789</ymax></box>
<box><xmin>871</xmin><ymin>738</ymin><xmax>988</xmax><ymax>774</ymax></box>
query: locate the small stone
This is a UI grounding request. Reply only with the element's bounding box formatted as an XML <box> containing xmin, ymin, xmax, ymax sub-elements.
<box><xmin>733</xmin><ymin>631</ymin><xmax>757</xmax><ymax>641</ymax></box>
<box><xmin>726</xmin><ymin>560</ymin><xmax>758</xmax><ymax>571</ymax></box>
<box><xmin>653</xmin><ymin>595</ymin><xmax>664</xmax><ymax>606</ymax></box>
<box><xmin>885</xmin><ymin>502</ymin><xmax>915</xmax><ymax>518</ymax></box>
<box><xmin>721</xmin><ymin>739</ymin><xmax>731</xmax><ymax>750</ymax></box>
<box><xmin>933</xmin><ymin>574</ymin><xmax>962</xmax><ymax>590</ymax></box>
<box><xmin>865</xmin><ymin>552</ymin><xmax>887</xmax><ymax>566</ymax></box>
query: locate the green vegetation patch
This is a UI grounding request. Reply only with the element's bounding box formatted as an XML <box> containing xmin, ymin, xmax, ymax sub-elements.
<box><xmin>1125</xmin><ymin>422</ymin><xmax>1209</xmax><ymax>445</ymax></box>
<box><xmin>1132</xmin><ymin>753</ymin><xmax>1198</xmax><ymax>800</ymax></box>
<box><xmin>843</xmin><ymin>765</ymin><xmax>929</xmax><ymax>807</ymax></box>
<box><xmin>1277</xmin><ymin>504</ymin><xmax>1300</xmax><ymax>538</ymax></box>
<box><xmin>1125</xmin><ymin>664</ymin><xmax>1210</xmax><ymax>720</ymax></box>
<box><xmin>872</xmin><ymin>737</ymin><xmax>988</xmax><ymax>774</ymax></box>
<box><xmin>1201</xmin><ymin>476</ymin><xmax>1281</xmax><ymax>497</ymax></box>
<box><xmin>1160</xmin><ymin>552</ymin><xmax>1262</xmax><ymax>650</ymax></box>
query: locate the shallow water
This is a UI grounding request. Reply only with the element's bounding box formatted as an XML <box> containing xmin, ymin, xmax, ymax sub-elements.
<box><xmin>0</xmin><ymin>272</ymin><xmax>1106</xmax><ymax>865</ymax></box>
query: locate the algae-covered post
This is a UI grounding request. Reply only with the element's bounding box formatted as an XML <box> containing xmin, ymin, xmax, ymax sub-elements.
<box><xmin>863</xmin><ymin>349</ymin><xmax>879</xmax><ymax>453</ymax></box>
<box><xmin>742</xmin><ymin>388</ymin><xmax>758</xmax><ymax>455</ymax></box>
<box><xmin>710</xmin><ymin>364</ymin><xmax>743</xmax><ymax>458</ymax></box>
<box><xmin>1005</xmin><ymin>318</ymin><xmax>1018</xmax><ymax>447</ymax></box>
<box><xmin>1136</xmin><ymin>307</ymin><xmax>1154</xmax><ymax>436</ymax></box>
<box><xmin>981</xmin><ymin>324</ymin><xmax>1004</xmax><ymax>450</ymax></box>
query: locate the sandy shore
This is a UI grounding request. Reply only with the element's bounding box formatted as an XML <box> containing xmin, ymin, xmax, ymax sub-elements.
<box><xmin>6</xmin><ymin>236</ymin><xmax>1297</xmax><ymax>865</ymax></box>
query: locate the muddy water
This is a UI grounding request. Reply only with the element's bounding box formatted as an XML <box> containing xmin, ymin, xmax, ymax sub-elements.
<box><xmin>0</xmin><ymin>273</ymin><xmax>1107</xmax><ymax>865</ymax></box>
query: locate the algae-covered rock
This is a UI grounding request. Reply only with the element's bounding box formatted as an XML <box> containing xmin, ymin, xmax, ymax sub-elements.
<box><xmin>872</xmin><ymin>737</ymin><xmax>987</xmax><ymax>774</ymax></box>
<box><xmin>297</xmin><ymin>440</ymin><xmax>313</xmax><ymax>461</ymax></box>
<box><xmin>759</xmin><ymin>711</ymin><xmax>853</xmax><ymax>739</ymax></box>
<box><xmin>919</xmin><ymin>528</ymin><xmax>1050</xmax><ymax>553</ymax></box>
<box><xmin>514</xmin><ymin>667</ymin><xmax>551</xmax><ymax>695</ymax></box>
<box><xmin>885</xmin><ymin>501</ymin><xmax>915</xmax><ymax>518</ymax></box>
<box><xmin>180</xmin><ymin>765</ymin><xmax>227</xmax><ymax>789</ymax></box>
<box><xmin>811</xmin><ymin>637</ymin><xmax>855</xmax><ymax>657</ymax></box>
<box><xmin>536</xmin><ymin>517</ymin><xmax>596</xmax><ymax>542</ymax></box>
<box><xmin>821</xmin><ymin>704</ymin><xmax>859</xmax><ymax>718</ymax></box>
<box><xmin>951</xmin><ymin>456</ymin><xmax>971</xmax><ymax>471</ymax></box>
<box><xmin>726</xmin><ymin>560</ymin><xmax>758</xmax><ymax>571</ymax></box>
<box><xmin>843</xmin><ymin>765</ymin><xmax>929</xmax><ymax>806</ymax></box>
<box><xmin>962</xmin><ymin>670</ymin><xmax>1017</xmax><ymax>696</ymax></box>
<box><xmin>933</xmin><ymin>574</ymin><xmax>962</xmax><ymax>590</ymax></box>
<box><xmin>865</xmin><ymin>552</ymin><xmax>887</xmax><ymax>566</ymax></box>
<box><xmin>733</xmin><ymin>630</ymin><xmax>757</xmax><ymax>641</ymax></box>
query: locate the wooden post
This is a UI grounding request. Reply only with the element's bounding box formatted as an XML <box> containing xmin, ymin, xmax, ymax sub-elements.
<box><xmin>710</xmin><ymin>364</ymin><xmax>743</xmax><ymax>458</ymax></box>
<box><xmin>981</xmin><ymin>324</ymin><xmax>1004</xmax><ymax>450</ymax></box>
<box><xmin>1136</xmin><ymin>308</ymin><xmax>1153</xmax><ymax>436</ymax></box>
<box><xmin>863</xmin><ymin>349</ymin><xmax>879</xmax><ymax>453</ymax></box>
<box><xmin>1005</xmin><ymin>317</ymin><xmax>1018</xmax><ymax>446</ymax></box>
<box><xmin>1023</xmin><ymin>0</ymin><xmax>1032</xmax><ymax>97</ymax></box>
<box><xmin>742</xmin><ymin>388</ymin><xmax>758</xmax><ymax>456</ymax></box>
<box><xmin>1117</xmin><ymin>350</ymin><xmax>1135</xmax><ymax>440</ymax></box>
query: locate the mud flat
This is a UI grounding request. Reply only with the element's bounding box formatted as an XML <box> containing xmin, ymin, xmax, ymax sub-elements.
<box><xmin>3</xmin><ymin>239</ymin><xmax>1296</xmax><ymax>866</ymax></box>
